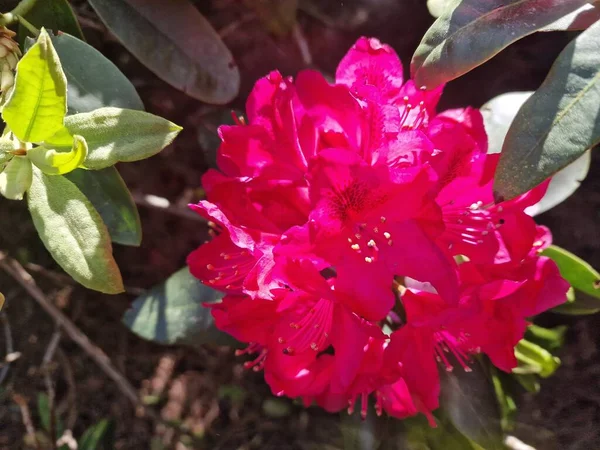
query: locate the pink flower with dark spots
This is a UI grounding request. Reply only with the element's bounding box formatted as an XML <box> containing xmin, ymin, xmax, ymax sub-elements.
<box><xmin>186</xmin><ymin>36</ymin><xmax>568</xmax><ymax>424</ymax></box>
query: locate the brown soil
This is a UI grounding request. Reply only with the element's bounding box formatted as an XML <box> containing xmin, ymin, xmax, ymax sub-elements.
<box><xmin>1</xmin><ymin>1</ymin><xmax>599</xmax><ymax>449</ymax></box>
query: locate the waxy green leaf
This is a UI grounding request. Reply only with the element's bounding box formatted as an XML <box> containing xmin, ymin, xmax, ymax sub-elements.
<box><xmin>65</xmin><ymin>167</ymin><xmax>142</xmax><ymax>247</ymax></box>
<box><xmin>123</xmin><ymin>267</ymin><xmax>235</xmax><ymax>347</ymax></box>
<box><xmin>88</xmin><ymin>0</ymin><xmax>240</xmax><ymax>104</ymax></box>
<box><xmin>19</xmin><ymin>0</ymin><xmax>85</xmax><ymax>43</ymax></box>
<box><xmin>494</xmin><ymin>20</ymin><xmax>600</xmax><ymax>200</ymax></box>
<box><xmin>514</xmin><ymin>340</ymin><xmax>561</xmax><ymax>378</ymax></box>
<box><xmin>411</xmin><ymin>0</ymin><xmax>590</xmax><ymax>89</ymax></box>
<box><xmin>27</xmin><ymin>134</ymin><xmax>87</xmax><ymax>175</ymax></box>
<box><xmin>440</xmin><ymin>358</ymin><xmax>504</xmax><ymax>450</ymax></box>
<box><xmin>51</xmin><ymin>33</ymin><xmax>144</xmax><ymax>114</ymax></box>
<box><xmin>27</xmin><ymin>167</ymin><xmax>124</xmax><ymax>294</ymax></box>
<box><xmin>46</xmin><ymin>107</ymin><xmax>181</xmax><ymax>169</ymax></box>
<box><xmin>0</xmin><ymin>156</ymin><xmax>32</xmax><ymax>200</ymax></box>
<box><xmin>542</xmin><ymin>245</ymin><xmax>600</xmax><ymax>300</ymax></box>
<box><xmin>2</xmin><ymin>29</ymin><xmax>67</xmax><ymax>143</ymax></box>
<box><xmin>481</xmin><ymin>92</ymin><xmax>591</xmax><ymax>214</ymax></box>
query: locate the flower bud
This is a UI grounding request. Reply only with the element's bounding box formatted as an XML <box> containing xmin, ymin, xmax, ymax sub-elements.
<box><xmin>0</xmin><ymin>26</ymin><xmax>21</xmax><ymax>100</ymax></box>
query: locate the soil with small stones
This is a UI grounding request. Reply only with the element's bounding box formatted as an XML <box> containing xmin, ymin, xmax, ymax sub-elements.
<box><xmin>1</xmin><ymin>1</ymin><xmax>599</xmax><ymax>449</ymax></box>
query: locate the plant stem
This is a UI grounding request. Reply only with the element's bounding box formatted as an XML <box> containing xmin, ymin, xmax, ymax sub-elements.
<box><xmin>0</xmin><ymin>0</ymin><xmax>38</xmax><ymax>26</ymax></box>
<box><xmin>16</xmin><ymin>15</ymin><xmax>39</xmax><ymax>36</ymax></box>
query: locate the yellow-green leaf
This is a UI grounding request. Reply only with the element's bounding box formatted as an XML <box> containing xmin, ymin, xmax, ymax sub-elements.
<box><xmin>0</xmin><ymin>156</ymin><xmax>32</xmax><ymax>200</ymax></box>
<box><xmin>2</xmin><ymin>28</ymin><xmax>67</xmax><ymax>143</ymax></box>
<box><xmin>27</xmin><ymin>166</ymin><xmax>124</xmax><ymax>294</ymax></box>
<box><xmin>27</xmin><ymin>134</ymin><xmax>87</xmax><ymax>175</ymax></box>
<box><xmin>46</xmin><ymin>107</ymin><xmax>182</xmax><ymax>169</ymax></box>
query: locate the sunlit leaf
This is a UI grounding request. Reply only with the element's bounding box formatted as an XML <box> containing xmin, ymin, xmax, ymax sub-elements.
<box><xmin>0</xmin><ymin>156</ymin><xmax>32</xmax><ymax>200</ymax></box>
<box><xmin>514</xmin><ymin>339</ymin><xmax>561</xmax><ymax>378</ymax></box>
<box><xmin>65</xmin><ymin>167</ymin><xmax>141</xmax><ymax>247</ymax></box>
<box><xmin>51</xmin><ymin>33</ymin><xmax>144</xmax><ymax>114</ymax></box>
<box><xmin>27</xmin><ymin>166</ymin><xmax>124</xmax><ymax>294</ymax></box>
<box><xmin>494</xmin><ymin>20</ymin><xmax>600</xmax><ymax>200</ymax></box>
<box><xmin>45</xmin><ymin>107</ymin><xmax>182</xmax><ymax>170</ymax></box>
<box><xmin>411</xmin><ymin>0</ymin><xmax>590</xmax><ymax>88</ymax></box>
<box><xmin>2</xmin><ymin>28</ymin><xmax>67</xmax><ymax>143</ymax></box>
<box><xmin>87</xmin><ymin>0</ymin><xmax>240</xmax><ymax>104</ymax></box>
<box><xmin>427</xmin><ymin>0</ymin><xmax>458</xmax><ymax>18</ymax></box>
<box><xmin>542</xmin><ymin>245</ymin><xmax>600</xmax><ymax>300</ymax></box>
<box><xmin>27</xmin><ymin>134</ymin><xmax>87</xmax><ymax>175</ymax></box>
<box><xmin>123</xmin><ymin>267</ymin><xmax>235</xmax><ymax>346</ymax></box>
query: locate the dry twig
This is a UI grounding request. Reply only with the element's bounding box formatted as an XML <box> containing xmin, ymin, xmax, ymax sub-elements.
<box><xmin>13</xmin><ymin>393</ymin><xmax>41</xmax><ymax>450</ymax></box>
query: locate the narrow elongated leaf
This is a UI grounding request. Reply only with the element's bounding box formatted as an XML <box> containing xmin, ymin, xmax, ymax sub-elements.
<box><xmin>87</xmin><ymin>0</ymin><xmax>240</xmax><ymax>104</ymax></box>
<box><xmin>440</xmin><ymin>359</ymin><xmax>504</xmax><ymax>450</ymax></box>
<box><xmin>514</xmin><ymin>340</ymin><xmax>561</xmax><ymax>378</ymax></box>
<box><xmin>79</xmin><ymin>419</ymin><xmax>115</xmax><ymax>450</ymax></box>
<box><xmin>19</xmin><ymin>0</ymin><xmax>85</xmax><ymax>43</ymax></box>
<box><xmin>51</xmin><ymin>33</ymin><xmax>144</xmax><ymax>114</ymax></box>
<box><xmin>2</xmin><ymin>29</ymin><xmax>67</xmax><ymax>143</ymax></box>
<box><xmin>65</xmin><ymin>167</ymin><xmax>142</xmax><ymax>246</ymax></box>
<box><xmin>27</xmin><ymin>167</ymin><xmax>124</xmax><ymax>294</ymax></box>
<box><xmin>27</xmin><ymin>134</ymin><xmax>87</xmax><ymax>175</ymax></box>
<box><xmin>45</xmin><ymin>107</ymin><xmax>181</xmax><ymax>169</ymax></box>
<box><xmin>411</xmin><ymin>0</ymin><xmax>589</xmax><ymax>88</ymax></box>
<box><xmin>123</xmin><ymin>267</ymin><xmax>235</xmax><ymax>346</ymax></box>
<box><xmin>481</xmin><ymin>92</ymin><xmax>591</xmax><ymax>214</ymax></box>
<box><xmin>542</xmin><ymin>245</ymin><xmax>600</xmax><ymax>299</ymax></box>
<box><xmin>0</xmin><ymin>156</ymin><xmax>32</xmax><ymax>200</ymax></box>
<box><xmin>494</xmin><ymin>20</ymin><xmax>600</xmax><ymax>201</ymax></box>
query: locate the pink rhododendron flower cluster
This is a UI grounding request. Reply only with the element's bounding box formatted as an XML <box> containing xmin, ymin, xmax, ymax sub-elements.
<box><xmin>187</xmin><ymin>37</ymin><xmax>569</xmax><ymax>423</ymax></box>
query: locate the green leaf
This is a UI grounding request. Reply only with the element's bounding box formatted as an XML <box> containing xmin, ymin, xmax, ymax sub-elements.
<box><xmin>401</xmin><ymin>415</ymin><xmax>483</xmax><ymax>450</ymax></box>
<box><xmin>524</xmin><ymin>324</ymin><xmax>567</xmax><ymax>353</ymax></box>
<box><xmin>87</xmin><ymin>0</ymin><xmax>240</xmax><ymax>104</ymax></box>
<box><xmin>27</xmin><ymin>167</ymin><xmax>124</xmax><ymax>294</ymax></box>
<box><xmin>46</xmin><ymin>107</ymin><xmax>181</xmax><ymax>170</ymax></box>
<box><xmin>542</xmin><ymin>245</ymin><xmax>600</xmax><ymax>299</ymax></box>
<box><xmin>0</xmin><ymin>156</ymin><xmax>32</xmax><ymax>200</ymax></box>
<box><xmin>64</xmin><ymin>167</ymin><xmax>142</xmax><ymax>247</ymax></box>
<box><xmin>481</xmin><ymin>92</ymin><xmax>591</xmax><ymax>214</ymax></box>
<box><xmin>439</xmin><ymin>358</ymin><xmax>504</xmax><ymax>450</ymax></box>
<box><xmin>123</xmin><ymin>267</ymin><xmax>236</xmax><ymax>347</ymax></box>
<box><xmin>37</xmin><ymin>393</ymin><xmax>51</xmax><ymax>433</ymax></box>
<box><xmin>79</xmin><ymin>419</ymin><xmax>115</xmax><ymax>450</ymax></box>
<box><xmin>2</xmin><ymin>28</ymin><xmax>67</xmax><ymax>143</ymax></box>
<box><xmin>411</xmin><ymin>0</ymin><xmax>590</xmax><ymax>88</ymax></box>
<box><xmin>427</xmin><ymin>0</ymin><xmax>459</xmax><ymax>18</ymax></box>
<box><xmin>540</xmin><ymin>2</ymin><xmax>600</xmax><ymax>31</ymax></box>
<box><xmin>494</xmin><ymin>20</ymin><xmax>600</xmax><ymax>201</ymax></box>
<box><xmin>514</xmin><ymin>339</ymin><xmax>561</xmax><ymax>378</ymax></box>
<box><xmin>19</xmin><ymin>0</ymin><xmax>85</xmax><ymax>44</ymax></box>
<box><xmin>27</xmin><ymin>134</ymin><xmax>87</xmax><ymax>175</ymax></box>
<box><xmin>51</xmin><ymin>33</ymin><xmax>144</xmax><ymax>114</ymax></box>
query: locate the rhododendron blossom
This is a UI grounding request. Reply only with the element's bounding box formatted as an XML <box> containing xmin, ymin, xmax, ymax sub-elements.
<box><xmin>187</xmin><ymin>37</ymin><xmax>569</xmax><ymax>424</ymax></box>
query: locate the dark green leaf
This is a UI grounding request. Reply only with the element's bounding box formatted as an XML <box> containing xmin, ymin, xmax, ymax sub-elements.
<box><xmin>19</xmin><ymin>0</ymin><xmax>84</xmax><ymax>44</ymax></box>
<box><xmin>65</xmin><ymin>167</ymin><xmax>142</xmax><ymax>247</ymax></box>
<box><xmin>87</xmin><ymin>0</ymin><xmax>240</xmax><ymax>104</ymax></box>
<box><xmin>79</xmin><ymin>419</ymin><xmax>115</xmax><ymax>450</ymax></box>
<box><xmin>37</xmin><ymin>393</ymin><xmax>51</xmax><ymax>433</ymax></box>
<box><xmin>494</xmin><ymin>20</ymin><xmax>600</xmax><ymax>200</ymax></box>
<box><xmin>123</xmin><ymin>267</ymin><xmax>236</xmax><ymax>347</ymax></box>
<box><xmin>400</xmin><ymin>415</ymin><xmax>481</xmax><ymax>450</ymax></box>
<box><xmin>411</xmin><ymin>0</ymin><xmax>590</xmax><ymax>88</ymax></box>
<box><xmin>542</xmin><ymin>245</ymin><xmax>600</xmax><ymax>299</ymax></box>
<box><xmin>439</xmin><ymin>359</ymin><xmax>504</xmax><ymax>450</ymax></box>
<box><xmin>51</xmin><ymin>33</ymin><xmax>144</xmax><ymax>114</ymax></box>
<box><xmin>481</xmin><ymin>91</ymin><xmax>591</xmax><ymax>214</ymax></box>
